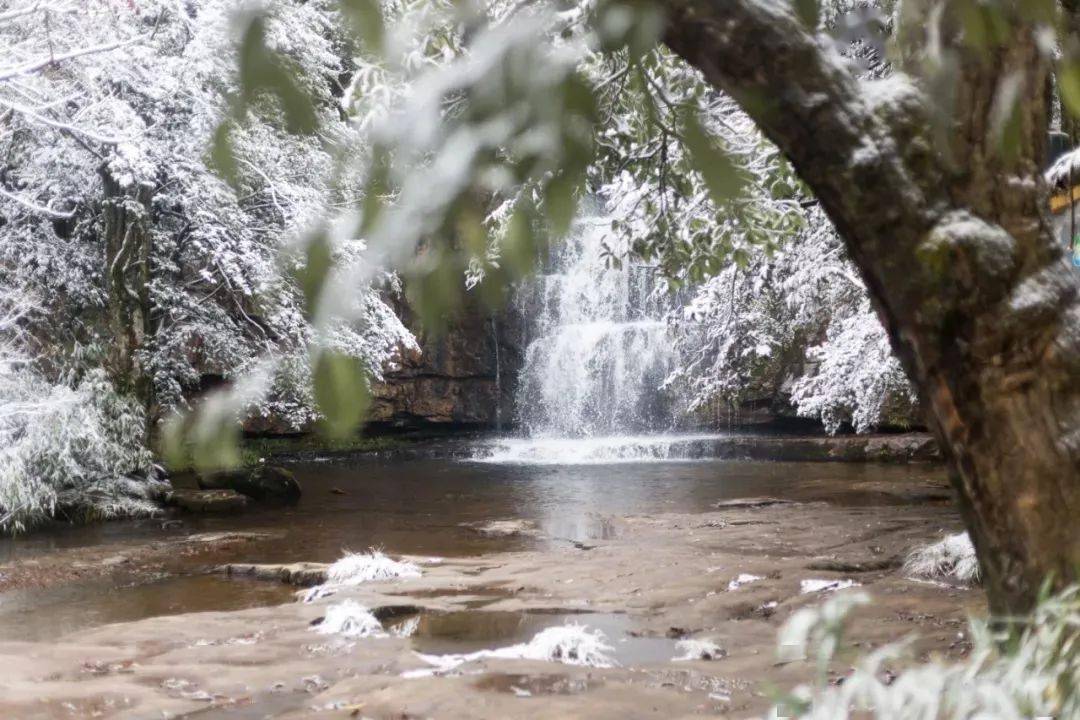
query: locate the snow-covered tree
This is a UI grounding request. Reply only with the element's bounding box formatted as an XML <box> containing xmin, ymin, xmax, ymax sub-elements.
<box><xmin>0</xmin><ymin>0</ymin><xmax>415</xmax><ymax>430</ymax></box>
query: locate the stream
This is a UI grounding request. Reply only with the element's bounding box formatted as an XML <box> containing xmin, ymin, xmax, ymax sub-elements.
<box><xmin>0</xmin><ymin>442</ymin><xmax>947</xmax><ymax>643</ymax></box>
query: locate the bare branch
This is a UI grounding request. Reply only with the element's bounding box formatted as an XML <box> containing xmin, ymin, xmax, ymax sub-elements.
<box><xmin>0</xmin><ymin>35</ymin><xmax>141</xmax><ymax>83</ymax></box>
<box><xmin>0</xmin><ymin>96</ymin><xmax>125</xmax><ymax>144</ymax></box>
<box><xmin>0</xmin><ymin>185</ymin><xmax>75</xmax><ymax>219</ymax></box>
<box><xmin>0</xmin><ymin>2</ymin><xmax>40</xmax><ymax>24</ymax></box>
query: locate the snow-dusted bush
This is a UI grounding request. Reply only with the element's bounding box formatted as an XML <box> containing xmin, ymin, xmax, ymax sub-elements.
<box><xmin>770</xmin><ymin>588</ymin><xmax>1080</xmax><ymax>719</ymax></box>
<box><xmin>0</xmin><ymin>284</ymin><xmax>160</xmax><ymax>533</ymax></box>
<box><xmin>0</xmin><ymin>367</ymin><xmax>159</xmax><ymax>533</ymax></box>
<box><xmin>326</xmin><ymin>550</ymin><xmax>422</xmax><ymax>586</ymax></box>
<box><xmin>312</xmin><ymin>600</ymin><xmax>386</xmax><ymax>638</ymax></box>
<box><xmin>903</xmin><ymin>532</ymin><xmax>981</xmax><ymax>586</ymax></box>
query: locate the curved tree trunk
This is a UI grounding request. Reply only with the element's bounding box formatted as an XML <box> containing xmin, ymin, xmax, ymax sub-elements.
<box><xmin>662</xmin><ymin>0</ymin><xmax>1080</xmax><ymax>614</ymax></box>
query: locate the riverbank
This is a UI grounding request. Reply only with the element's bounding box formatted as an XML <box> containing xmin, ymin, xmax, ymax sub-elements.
<box><xmin>0</xmin><ymin>486</ymin><xmax>979</xmax><ymax>719</ymax></box>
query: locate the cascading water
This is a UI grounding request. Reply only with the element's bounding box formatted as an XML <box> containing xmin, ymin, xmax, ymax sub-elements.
<box><xmin>477</xmin><ymin>217</ymin><xmax>720</xmax><ymax>464</ymax></box>
<box><xmin>516</xmin><ymin>217</ymin><xmax>679</xmax><ymax>437</ymax></box>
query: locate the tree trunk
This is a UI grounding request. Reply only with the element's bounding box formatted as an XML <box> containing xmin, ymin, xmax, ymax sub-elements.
<box><xmin>101</xmin><ymin>169</ymin><xmax>155</xmax><ymax>434</ymax></box>
<box><xmin>663</xmin><ymin>0</ymin><xmax>1080</xmax><ymax>614</ymax></box>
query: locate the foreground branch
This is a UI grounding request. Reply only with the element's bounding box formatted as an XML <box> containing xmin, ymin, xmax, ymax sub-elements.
<box><xmin>663</xmin><ymin>0</ymin><xmax>1080</xmax><ymax>613</ymax></box>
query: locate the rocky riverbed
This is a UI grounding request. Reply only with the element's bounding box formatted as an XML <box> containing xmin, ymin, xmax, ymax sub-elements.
<box><xmin>0</xmin><ymin>492</ymin><xmax>981</xmax><ymax>719</ymax></box>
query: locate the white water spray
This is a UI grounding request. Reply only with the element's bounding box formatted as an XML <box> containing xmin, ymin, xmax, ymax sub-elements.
<box><xmin>516</xmin><ymin>218</ymin><xmax>680</xmax><ymax>437</ymax></box>
<box><xmin>476</xmin><ymin>218</ymin><xmax>722</xmax><ymax>464</ymax></box>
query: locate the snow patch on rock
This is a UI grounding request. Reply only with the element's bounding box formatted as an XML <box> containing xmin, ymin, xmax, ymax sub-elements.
<box><xmin>312</xmin><ymin>600</ymin><xmax>385</xmax><ymax>638</ymax></box>
<box><xmin>800</xmin><ymin>578</ymin><xmax>861</xmax><ymax>594</ymax></box>
<box><xmin>674</xmin><ymin>638</ymin><xmax>726</xmax><ymax>661</ymax></box>
<box><xmin>903</xmin><ymin>532</ymin><xmax>980</xmax><ymax>585</ymax></box>
<box><xmin>326</xmin><ymin>550</ymin><xmax>422</xmax><ymax>586</ymax></box>
<box><xmin>404</xmin><ymin>624</ymin><xmax>616</xmax><ymax>677</ymax></box>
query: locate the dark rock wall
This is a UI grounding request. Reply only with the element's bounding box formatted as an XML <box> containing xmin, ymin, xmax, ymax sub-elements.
<box><xmin>368</xmin><ymin>294</ymin><xmax>525</xmax><ymax>430</ymax></box>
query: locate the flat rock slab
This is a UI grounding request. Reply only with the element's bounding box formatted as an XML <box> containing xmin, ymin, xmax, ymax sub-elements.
<box><xmin>712</xmin><ymin>497</ymin><xmax>795</xmax><ymax>509</ymax></box>
<box><xmin>218</xmin><ymin>562</ymin><xmax>328</xmax><ymax>587</ymax></box>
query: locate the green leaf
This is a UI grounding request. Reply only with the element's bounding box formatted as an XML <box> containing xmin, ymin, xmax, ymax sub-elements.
<box><xmin>405</xmin><ymin>249</ymin><xmax>463</xmax><ymax>333</ymax></box>
<box><xmin>340</xmin><ymin>0</ymin><xmax>385</xmax><ymax>55</ymax></box>
<box><xmin>500</xmin><ymin>205</ymin><xmax>539</xmax><ymax>277</ymax></box>
<box><xmin>792</xmin><ymin>0</ymin><xmax>819</xmax><ymax>30</ymax></box>
<box><xmin>298</xmin><ymin>229</ymin><xmax>333</xmax><ymax>316</ymax></box>
<box><xmin>361</xmin><ymin>148</ymin><xmax>390</xmax><ymax>234</ymax></box>
<box><xmin>456</xmin><ymin>202</ymin><xmax>488</xmax><ymax>258</ymax></box>
<box><xmin>544</xmin><ymin>174</ymin><xmax>579</xmax><ymax>238</ymax></box>
<box><xmin>160</xmin><ymin>414</ymin><xmax>190</xmax><ymax>471</ymax></box>
<box><xmin>313</xmin><ymin>351</ymin><xmax>370</xmax><ymax>440</ymax></box>
<box><xmin>681</xmin><ymin>112</ymin><xmax>746</xmax><ymax>205</ymax></box>
<box><xmin>1060</xmin><ymin>61</ymin><xmax>1080</xmax><ymax>119</ymax></box>
<box><xmin>209</xmin><ymin>122</ymin><xmax>239</xmax><ymax>188</ymax></box>
<box><xmin>237</xmin><ymin>15</ymin><xmax>318</xmax><ymax>134</ymax></box>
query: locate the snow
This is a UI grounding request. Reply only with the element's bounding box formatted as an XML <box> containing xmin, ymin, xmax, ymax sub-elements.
<box><xmin>727</xmin><ymin>573</ymin><xmax>763</xmax><ymax>591</ymax></box>
<box><xmin>326</xmin><ymin>550</ymin><xmax>422</xmax><ymax>586</ymax></box>
<box><xmin>672</xmin><ymin>204</ymin><xmax>916</xmax><ymax>433</ymax></box>
<box><xmin>800</xmin><ymin>578</ymin><xmax>862</xmax><ymax>594</ymax></box>
<box><xmin>311</xmin><ymin>600</ymin><xmax>386</xmax><ymax>639</ymax></box>
<box><xmin>405</xmin><ymin>624</ymin><xmax>617</xmax><ymax>677</ymax></box>
<box><xmin>674</xmin><ymin>638</ymin><xmax>726</xmax><ymax>661</ymax></box>
<box><xmin>0</xmin><ymin>0</ymin><xmax>418</xmax><ymax>434</ymax></box>
<box><xmin>903</xmin><ymin>532</ymin><xmax>980</xmax><ymax>585</ymax></box>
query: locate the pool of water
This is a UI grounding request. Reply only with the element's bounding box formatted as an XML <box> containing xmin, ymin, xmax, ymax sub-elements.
<box><xmin>0</xmin><ymin>439</ymin><xmax>948</xmax><ymax>642</ymax></box>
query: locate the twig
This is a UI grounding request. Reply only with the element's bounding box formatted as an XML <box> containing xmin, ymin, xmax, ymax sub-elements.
<box><xmin>0</xmin><ymin>35</ymin><xmax>143</xmax><ymax>82</ymax></box>
<box><xmin>0</xmin><ymin>185</ymin><xmax>74</xmax><ymax>219</ymax></box>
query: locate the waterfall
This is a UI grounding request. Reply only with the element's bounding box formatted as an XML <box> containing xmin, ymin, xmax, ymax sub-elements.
<box><xmin>515</xmin><ymin>218</ymin><xmax>681</xmax><ymax>437</ymax></box>
<box><xmin>470</xmin><ymin>216</ymin><xmax>728</xmax><ymax>464</ymax></box>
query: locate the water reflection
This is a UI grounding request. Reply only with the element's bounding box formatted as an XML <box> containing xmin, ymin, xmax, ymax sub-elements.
<box><xmin>0</xmin><ymin>452</ymin><xmax>946</xmax><ymax>642</ymax></box>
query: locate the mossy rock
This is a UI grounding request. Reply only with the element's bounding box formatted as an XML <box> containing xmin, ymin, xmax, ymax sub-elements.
<box><xmin>167</xmin><ymin>489</ymin><xmax>248</xmax><ymax>514</ymax></box>
<box><xmin>198</xmin><ymin>465</ymin><xmax>301</xmax><ymax>503</ymax></box>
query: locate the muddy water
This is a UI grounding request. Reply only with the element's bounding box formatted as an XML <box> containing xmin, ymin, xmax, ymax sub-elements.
<box><xmin>0</xmin><ymin>449</ymin><xmax>947</xmax><ymax>642</ymax></box>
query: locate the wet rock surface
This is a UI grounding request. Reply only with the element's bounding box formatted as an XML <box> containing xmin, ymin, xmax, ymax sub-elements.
<box><xmin>0</xmin><ymin>497</ymin><xmax>980</xmax><ymax>719</ymax></box>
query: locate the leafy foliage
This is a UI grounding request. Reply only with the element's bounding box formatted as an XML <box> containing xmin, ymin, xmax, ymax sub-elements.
<box><xmin>772</xmin><ymin>588</ymin><xmax>1080</xmax><ymax>719</ymax></box>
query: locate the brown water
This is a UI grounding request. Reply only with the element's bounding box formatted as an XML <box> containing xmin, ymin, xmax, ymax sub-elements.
<box><xmin>0</xmin><ymin>447</ymin><xmax>948</xmax><ymax>642</ymax></box>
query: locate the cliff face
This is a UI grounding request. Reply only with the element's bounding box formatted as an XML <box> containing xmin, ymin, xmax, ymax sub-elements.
<box><xmin>368</xmin><ymin>295</ymin><xmax>525</xmax><ymax>430</ymax></box>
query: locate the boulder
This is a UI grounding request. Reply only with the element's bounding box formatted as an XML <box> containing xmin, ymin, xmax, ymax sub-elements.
<box><xmin>198</xmin><ymin>465</ymin><xmax>301</xmax><ymax>503</ymax></box>
<box><xmin>167</xmin><ymin>489</ymin><xmax>248</xmax><ymax>514</ymax></box>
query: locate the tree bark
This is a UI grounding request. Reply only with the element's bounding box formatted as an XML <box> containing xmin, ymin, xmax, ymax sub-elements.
<box><xmin>101</xmin><ymin>169</ymin><xmax>155</xmax><ymax>433</ymax></box>
<box><xmin>662</xmin><ymin>0</ymin><xmax>1080</xmax><ymax>614</ymax></box>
